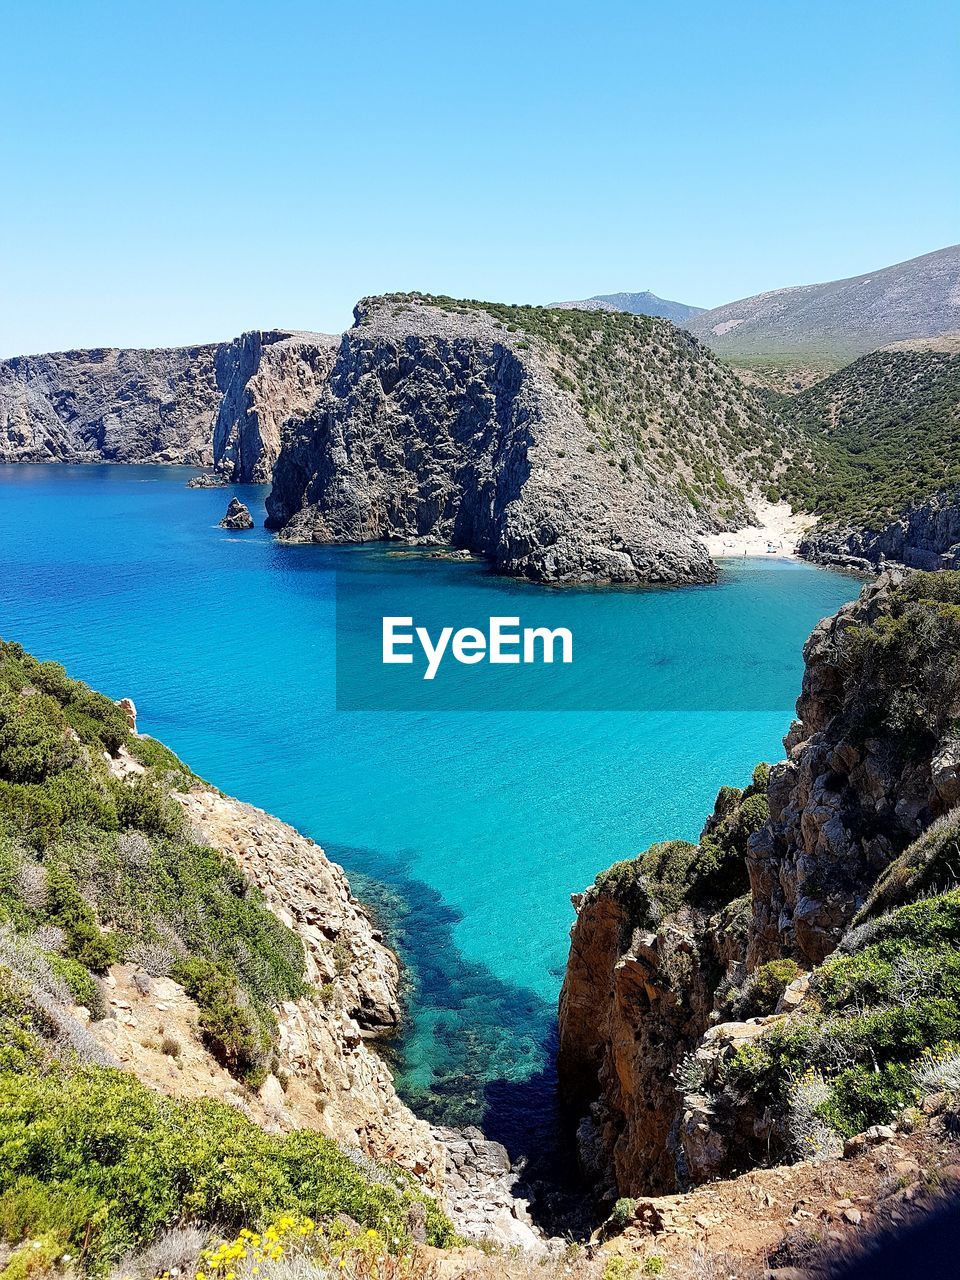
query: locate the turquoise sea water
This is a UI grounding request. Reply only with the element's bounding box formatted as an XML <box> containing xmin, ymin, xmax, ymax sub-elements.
<box><xmin>0</xmin><ymin>466</ymin><xmax>861</xmax><ymax>1147</ymax></box>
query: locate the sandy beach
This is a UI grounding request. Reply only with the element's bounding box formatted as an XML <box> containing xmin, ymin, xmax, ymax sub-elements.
<box><xmin>703</xmin><ymin>500</ymin><xmax>817</xmax><ymax>560</ymax></box>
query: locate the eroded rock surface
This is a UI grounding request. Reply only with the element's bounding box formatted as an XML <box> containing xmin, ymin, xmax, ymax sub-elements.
<box><xmin>173</xmin><ymin>785</ymin><xmax>444</xmax><ymax>1184</ymax></box>
<box><xmin>219</xmin><ymin>497</ymin><xmax>254</xmax><ymax>530</ymax></box>
<box><xmin>800</xmin><ymin>489</ymin><xmax>960</xmax><ymax>574</ymax></box>
<box><xmin>558</xmin><ymin>570</ymin><xmax>960</xmax><ymax>1199</ymax></box>
<box><xmin>0</xmin><ymin>330</ymin><xmax>333</xmax><ymax>482</ymax></box>
<box><xmin>0</xmin><ymin>344</ymin><xmax>221</xmax><ymax>466</ymax></box>
<box><xmin>266</xmin><ymin>295</ymin><xmax>793</xmax><ymax>585</ymax></box>
<box><xmin>213</xmin><ymin>330</ymin><xmax>338</xmax><ymax>483</ymax></box>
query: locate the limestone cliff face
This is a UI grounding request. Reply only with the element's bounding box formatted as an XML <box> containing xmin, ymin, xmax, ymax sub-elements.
<box><xmin>557</xmin><ymin>571</ymin><xmax>960</xmax><ymax>1198</ymax></box>
<box><xmin>0</xmin><ymin>345</ymin><xmax>221</xmax><ymax>466</ymax></box>
<box><xmin>799</xmin><ymin>489</ymin><xmax>960</xmax><ymax>574</ymax></box>
<box><xmin>175</xmin><ymin>786</ymin><xmax>444</xmax><ymax>1183</ymax></box>
<box><xmin>213</xmin><ymin>331</ymin><xmax>338</xmax><ymax>483</ymax></box>
<box><xmin>0</xmin><ymin>331</ymin><xmax>333</xmax><ymax>482</ymax></box>
<box><xmin>266</xmin><ymin>296</ymin><xmax>792</xmax><ymax>586</ymax></box>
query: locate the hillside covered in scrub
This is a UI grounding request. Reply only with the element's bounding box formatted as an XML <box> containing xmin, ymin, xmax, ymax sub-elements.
<box><xmin>265</xmin><ymin>293</ymin><xmax>805</xmax><ymax>585</ymax></box>
<box><xmin>559</xmin><ymin>570</ymin><xmax>960</xmax><ymax>1203</ymax></box>
<box><xmin>0</xmin><ymin>640</ymin><xmax>453</xmax><ymax>1274</ymax></box>
<box><xmin>766</xmin><ymin>341</ymin><xmax>960</xmax><ymax>573</ymax></box>
<box><xmin>778</xmin><ymin>343</ymin><xmax>960</xmax><ymax>527</ymax></box>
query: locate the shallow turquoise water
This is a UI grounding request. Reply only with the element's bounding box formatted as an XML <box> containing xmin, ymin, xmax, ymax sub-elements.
<box><xmin>0</xmin><ymin>465</ymin><xmax>860</xmax><ymax>1143</ymax></box>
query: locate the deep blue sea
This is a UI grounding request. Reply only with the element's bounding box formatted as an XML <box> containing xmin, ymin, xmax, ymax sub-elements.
<box><xmin>0</xmin><ymin>465</ymin><xmax>861</xmax><ymax>1147</ymax></box>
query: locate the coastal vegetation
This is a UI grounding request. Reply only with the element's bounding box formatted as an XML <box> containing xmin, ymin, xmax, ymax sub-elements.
<box><xmin>560</xmin><ymin>571</ymin><xmax>960</xmax><ymax>1196</ymax></box>
<box><xmin>0</xmin><ymin>640</ymin><xmax>452</xmax><ymax>1272</ymax></box>
<box><xmin>776</xmin><ymin>347</ymin><xmax>960</xmax><ymax>528</ymax></box>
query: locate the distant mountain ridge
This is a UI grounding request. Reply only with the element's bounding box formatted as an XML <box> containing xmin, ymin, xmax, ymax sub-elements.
<box><xmin>555</xmin><ymin>290</ymin><xmax>705</xmax><ymax>325</ymax></box>
<box><xmin>686</xmin><ymin>244</ymin><xmax>960</xmax><ymax>366</ymax></box>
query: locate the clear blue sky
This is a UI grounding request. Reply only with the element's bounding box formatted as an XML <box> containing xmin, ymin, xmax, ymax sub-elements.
<box><xmin>2</xmin><ymin>0</ymin><xmax>957</xmax><ymax>355</ymax></box>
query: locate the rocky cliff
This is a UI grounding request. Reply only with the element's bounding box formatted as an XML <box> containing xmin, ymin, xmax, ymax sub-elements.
<box><xmin>212</xmin><ymin>330</ymin><xmax>338</xmax><ymax>483</ymax></box>
<box><xmin>0</xmin><ymin>330</ymin><xmax>333</xmax><ymax>481</ymax></box>
<box><xmin>799</xmin><ymin>488</ymin><xmax>960</xmax><ymax>573</ymax></box>
<box><xmin>0</xmin><ymin>344</ymin><xmax>221</xmax><ymax>466</ymax></box>
<box><xmin>558</xmin><ymin>570</ymin><xmax>960</xmax><ymax>1201</ymax></box>
<box><xmin>266</xmin><ymin>294</ymin><xmax>801</xmax><ymax>585</ymax></box>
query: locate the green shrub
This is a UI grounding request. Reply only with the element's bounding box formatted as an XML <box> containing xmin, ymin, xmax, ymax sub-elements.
<box><xmin>171</xmin><ymin>956</ymin><xmax>271</xmax><ymax>1083</ymax></box>
<box><xmin>607</xmin><ymin>1197</ymin><xmax>637</xmax><ymax>1232</ymax></box>
<box><xmin>43</xmin><ymin>871</ymin><xmax>119</xmax><ymax>974</ymax></box>
<box><xmin>739</xmin><ymin>958</ymin><xmax>801</xmax><ymax>1018</ymax></box>
<box><xmin>128</xmin><ymin>735</ymin><xmax>197</xmax><ymax>788</ymax></box>
<box><xmin>726</xmin><ymin>892</ymin><xmax>960</xmax><ymax>1140</ymax></box>
<box><xmin>45</xmin><ymin>955</ymin><xmax>105</xmax><ymax>1019</ymax></box>
<box><xmin>0</xmin><ymin>1177</ymin><xmax>99</xmax><ymax>1252</ymax></box>
<box><xmin>0</xmin><ymin>692</ymin><xmax>78</xmax><ymax>784</ymax></box>
<box><xmin>0</xmin><ymin>639</ymin><xmax>307</xmax><ymax>1081</ymax></box>
<box><xmin>0</xmin><ymin>1231</ymin><xmax>64</xmax><ymax>1280</ymax></box>
<box><xmin>0</xmin><ymin>1066</ymin><xmax>454</xmax><ymax>1270</ymax></box>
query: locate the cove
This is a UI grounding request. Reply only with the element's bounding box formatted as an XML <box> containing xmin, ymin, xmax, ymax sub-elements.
<box><xmin>0</xmin><ymin>465</ymin><xmax>862</xmax><ymax>1143</ymax></box>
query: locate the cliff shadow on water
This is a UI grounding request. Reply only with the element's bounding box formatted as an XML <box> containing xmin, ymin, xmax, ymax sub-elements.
<box><xmin>328</xmin><ymin>843</ymin><xmax>586</xmax><ymax>1211</ymax></box>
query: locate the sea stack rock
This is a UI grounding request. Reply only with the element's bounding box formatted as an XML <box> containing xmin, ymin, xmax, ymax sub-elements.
<box><xmin>219</xmin><ymin>497</ymin><xmax>254</xmax><ymax>530</ymax></box>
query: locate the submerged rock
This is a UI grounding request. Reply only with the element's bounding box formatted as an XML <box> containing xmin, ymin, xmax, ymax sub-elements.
<box><xmin>219</xmin><ymin>497</ymin><xmax>254</xmax><ymax>530</ymax></box>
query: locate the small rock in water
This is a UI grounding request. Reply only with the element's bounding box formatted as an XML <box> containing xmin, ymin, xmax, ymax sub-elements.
<box><xmin>220</xmin><ymin>498</ymin><xmax>254</xmax><ymax>530</ymax></box>
<box><xmin>187</xmin><ymin>472</ymin><xmax>229</xmax><ymax>489</ymax></box>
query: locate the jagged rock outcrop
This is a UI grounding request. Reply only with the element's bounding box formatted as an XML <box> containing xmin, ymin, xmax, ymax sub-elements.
<box><xmin>747</xmin><ymin>571</ymin><xmax>960</xmax><ymax>967</ymax></box>
<box><xmin>0</xmin><ymin>330</ymin><xmax>333</xmax><ymax>481</ymax></box>
<box><xmin>212</xmin><ymin>330</ymin><xmax>338</xmax><ymax>483</ymax></box>
<box><xmin>558</xmin><ymin>570</ymin><xmax>960</xmax><ymax>1200</ymax></box>
<box><xmin>432</xmin><ymin>1125</ymin><xmax>542</xmax><ymax>1249</ymax></box>
<box><xmin>800</xmin><ymin>489</ymin><xmax>960</xmax><ymax>574</ymax></box>
<box><xmin>266</xmin><ymin>295</ymin><xmax>799</xmax><ymax>585</ymax></box>
<box><xmin>219</xmin><ymin>497</ymin><xmax>255</xmax><ymax>530</ymax></box>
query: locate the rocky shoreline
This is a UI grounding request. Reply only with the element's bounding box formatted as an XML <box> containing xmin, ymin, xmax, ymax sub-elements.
<box><xmin>557</xmin><ymin>569</ymin><xmax>960</xmax><ymax>1211</ymax></box>
<box><xmin>799</xmin><ymin>488</ymin><xmax>960</xmax><ymax>574</ymax></box>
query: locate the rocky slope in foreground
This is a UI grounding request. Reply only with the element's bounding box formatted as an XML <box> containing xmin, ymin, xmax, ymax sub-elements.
<box><xmin>559</xmin><ymin>570</ymin><xmax>960</xmax><ymax>1203</ymax></box>
<box><xmin>266</xmin><ymin>294</ymin><xmax>802</xmax><ymax>585</ymax></box>
<box><xmin>0</xmin><ymin>330</ymin><xmax>335</xmax><ymax>481</ymax></box>
<box><xmin>0</xmin><ymin>639</ymin><xmax>460</xmax><ymax>1269</ymax></box>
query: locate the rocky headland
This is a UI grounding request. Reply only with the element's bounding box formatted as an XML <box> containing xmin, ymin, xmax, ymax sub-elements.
<box><xmin>559</xmin><ymin>569</ymin><xmax>960</xmax><ymax>1209</ymax></box>
<box><xmin>264</xmin><ymin>294</ymin><xmax>802</xmax><ymax>585</ymax></box>
<box><xmin>0</xmin><ymin>330</ymin><xmax>334</xmax><ymax>482</ymax></box>
<box><xmin>219</xmin><ymin>497</ymin><xmax>255</xmax><ymax>530</ymax></box>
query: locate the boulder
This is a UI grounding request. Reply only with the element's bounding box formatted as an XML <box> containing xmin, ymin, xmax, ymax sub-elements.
<box><xmin>219</xmin><ymin>498</ymin><xmax>254</xmax><ymax>531</ymax></box>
